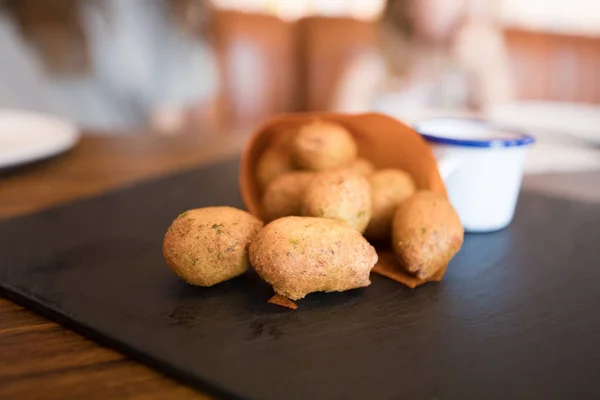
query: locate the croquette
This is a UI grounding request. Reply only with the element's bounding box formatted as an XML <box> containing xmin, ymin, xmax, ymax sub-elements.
<box><xmin>249</xmin><ymin>216</ymin><xmax>378</xmax><ymax>300</ymax></box>
<box><xmin>302</xmin><ymin>169</ymin><xmax>372</xmax><ymax>233</ymax></box>
<box><xmin>163</xmin><ymin>207</ymin><xmax>263</xmax><ymax>286</ymax></box>
<box><xmin>262</xmin><ymin>172</ymin><xmax>315</xmax><ymax>222</ymax></box>
<box><xmin>344</xmin><ymin>157</ymin><xmax>375</xmax><ymax>177</ymax></box>
<box><xmin>292</xmin><ymin>121</ymin><xmax>357</xmax><ymax>170</ymax></box>
<box><xmin>365</xmin><ymin>169</ymin><xmax>416</xmax><ymax>241</ymax></box>
<box><xmin>256</xmin><ymin>147</ymin><xmax>295</xmax><ymax>190</ymax></box>
<box><xmin>391</xmin><ymin>191</ymin><xmax>463</xmax><ymax>280</ymax></box>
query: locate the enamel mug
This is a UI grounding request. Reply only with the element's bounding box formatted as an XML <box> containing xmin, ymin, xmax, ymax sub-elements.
<box><xmin>414</xmin><ymin>118</ymin><xmax>535</xmax><ymax>233</ymax></box>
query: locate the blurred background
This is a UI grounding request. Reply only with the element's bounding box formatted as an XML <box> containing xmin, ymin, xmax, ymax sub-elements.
<box><xmin>0</xmin><ymin>0</ymin><xmax>599</xmax><ymax>146</ymax></box>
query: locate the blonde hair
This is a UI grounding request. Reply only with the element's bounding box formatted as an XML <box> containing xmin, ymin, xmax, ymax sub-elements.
<box><xmin>376</xmin><ymin>0</ymin><xmax>418</xmax><ymax>77</ymax></box>
<box><xmin>377</xmin><ymin>0</ymin><xmax>468</xmax><ymax>77</ymax></box>
<box><xmin>2</xmin><ymin>0</ymin><xmax>213</xmax><ymax>75</ymax></box>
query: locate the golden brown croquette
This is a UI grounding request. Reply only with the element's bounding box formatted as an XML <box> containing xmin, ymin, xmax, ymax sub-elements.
<box><xmin>249</xmin><ymin>216</ymin><xmax>378</xmax><ymax>300</ymax></box>
<box><xmin>365</xmin><ymin>169</ymin><xmax>416</xmax><ymax>241</ymax></box>
<box><xmin>392</xmin><ymin>191</ymin><xmax>463</xmax><ymax>280</ymax></box>
<box><xmin>292</xmin><ymin>121</ymin><xmax>357</xmax><ymax>171</ymax></box>
<box><xmin>302</xmin><ymin>169</ymin><xmax>371</xmax><ymax>233</ymax></box>
<box><xmin>262</xmin><ymin>172</ymin><xmax>315</xmax><ymax>222</ymax></box>
<box><xmin>163</xmin><ymin>207</ymin><xmax>263</xmax><ymax>286</ymax></box>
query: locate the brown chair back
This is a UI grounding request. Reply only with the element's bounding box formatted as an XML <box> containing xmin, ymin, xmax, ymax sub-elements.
<box><xmin>213</xmin><ymin>11</ymin><xmax>299</xmax><ymax>128</ymax></box>
<box><xmin>505</xmin><ymin>28</ymin><xmax>600</xmax><ymax>103</ymax></box>
<box><xmin>297</xmin><ymin>17</ymin><xmax>377</xmax><ymax>111</ymax></box>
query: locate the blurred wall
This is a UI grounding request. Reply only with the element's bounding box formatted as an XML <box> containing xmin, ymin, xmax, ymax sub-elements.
<box><xmin>211</xmin><ymin>11</ymin><xmax>600</xmax><ymax>127</ymax></box>
<box><xmin>505</xmin><ymin>28</ymin><xmax>600</xmax><ymax>103</ymax></box>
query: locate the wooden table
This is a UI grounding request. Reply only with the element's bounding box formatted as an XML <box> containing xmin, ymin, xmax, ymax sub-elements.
<box><xmin>0</xmin><ymin>133</ymin><xmax>250</xmax><ymax>400</ymax></box>
<box><xmin>1</xmin><ymin>132</ymin><xmax>599</xmax><ymax>399</ymax></box>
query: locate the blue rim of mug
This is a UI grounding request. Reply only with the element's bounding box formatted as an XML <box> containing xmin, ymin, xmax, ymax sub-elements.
<box><xmin>413</xmin><ymin>117</ymin><xmax>536</xmax><ymax>148</ymax></box>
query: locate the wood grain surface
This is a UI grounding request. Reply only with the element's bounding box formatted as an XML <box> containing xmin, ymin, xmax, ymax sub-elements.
<box><xmin>0</xmin><ymin>133</ymin><xmax>249</xmax><ymax>400</ymax></box>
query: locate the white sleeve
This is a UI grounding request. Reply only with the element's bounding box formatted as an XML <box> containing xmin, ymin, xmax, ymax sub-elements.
<box><xmin>332</xmin><ymin>50</ymin><xmax>387</xmax><ymax>113</ymax></box>
<box><xmin>82</xmin><ymin>0</ymin><xmax>219</xmax><ymax>115</ymax></box>
<box><xmin>454</xmin><ymin>23</ymin><xmax>515</xmax><ymax>108</ymax></box>
<box><xmin>156</xmin><ymin>34</ymin><xmax>220</xmax><ymax>110</ymax></box>
<box><xmin>0</xmin><ymin>15</ymin><xmax>65</xmax><ymax>115</ymax></box>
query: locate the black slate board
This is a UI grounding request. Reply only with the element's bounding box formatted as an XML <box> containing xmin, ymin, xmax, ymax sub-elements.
<box><xmin>1</xmin><ymin>158</ymin><xmax>600</xmax><ymax>400</ymax></box>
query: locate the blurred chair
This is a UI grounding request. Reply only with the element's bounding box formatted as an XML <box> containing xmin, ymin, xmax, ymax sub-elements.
<box><xmin>212</xmin><ymin>11</ymin><xmax>299</xmax><ymax>128</ymax></box>
<box><xmin>505</xmin><ymin>28</ymin><xmax>600</xmax><ymax>104</ymax></box>
<box><xmin>213</xmin><ymin>12</ymin><xmax>600</xmax><ymax>126</ymax></box>
<box><xmin>296</xmin><ymin>16</ymin><xmax>376</xmax><ymax>112</ymax></box>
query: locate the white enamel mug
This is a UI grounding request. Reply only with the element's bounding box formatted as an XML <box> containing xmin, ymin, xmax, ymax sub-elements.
<box><xmin>413</xmin><ymin>118</ymin><xmax>536</xmax><ymax>233</ymax></box>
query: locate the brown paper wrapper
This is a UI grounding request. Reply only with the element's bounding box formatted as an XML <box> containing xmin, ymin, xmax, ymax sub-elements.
<box><xmin>241</xmin><ymin>112</ymin><xmax>451</xmax><ymax>290</ymax></box>
<box><xmin>268</xmin><ymin>294</ymin><xmax>298</xmax><ymax>310</ymax></box>
<box><xmin>240</xmin><ymin>112</ymin><xmax>447</xmax><ymax>221</ymax></box>
<box><xmin>372</xmin><ymin>251</ymin><xmax>447</xmax><ymax>289</ymax></box>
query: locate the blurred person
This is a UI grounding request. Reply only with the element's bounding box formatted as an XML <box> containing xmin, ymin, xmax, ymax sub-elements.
<box><xmin>334</xmin><ymin>0</ymin><xmax>514</xmax><ymax>120</ymax></box>
<box><xmin>0</xmin><ymin>0</ymin><xmax>219</xmax><ymax>133</ymax></box>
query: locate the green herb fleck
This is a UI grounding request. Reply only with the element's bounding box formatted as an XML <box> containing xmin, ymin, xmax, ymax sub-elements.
<box><xmin>212</xmin><ymin>223</ymin><xmax>225</xmax><ymax>235</ymax></box>
<box><xmin>357</xmin><ymin>210</ymin><xmax>366</xmax><ymax>219</ymax></box>
<box><xmin>289</xmin><ymin>239</ymin><xmax>300</xmax><ymax>247</ymax></box>
<box><xmin>187</xmin><ymin>254</ymin><xmax>198</xmax><ymax>266</ymax></box>
<box><xmin>178</xmin><ymin>211</ymin><xmax>189</xmax><ymax>219</ymax></box>
<box><xmin>421</xmin><ymin>227</ymin><xmax>427</xmax><ymax>235</ymax></box>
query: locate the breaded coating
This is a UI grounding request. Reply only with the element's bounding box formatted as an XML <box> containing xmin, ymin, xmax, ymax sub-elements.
<box><xmin>262</xmin><ymin>172</ymin><xmax>315</xmax><ymax>222</ymax></box>
<box><xmin>256</xmin><ymin>146</ymin><xmax>295</xmax><ymax>191</ymax></box>
<box><xmin>302</xmin><ymin>169</ymin><xmax>371</xmax><ymax>233</ymax></box>
<box><xmin>293</xmin><ymin>121</ymin><xmax>357</xmax><ymax>171</ymax></box>
<box><xmin>365</xmin><ymin>169</ymin><xmax>416</xmax><ymax>241</ymax></box>
<box><xmin>392</xmin><ymin>191</ymin><xmax>463</xmax><ymax>280</ymax></box>
<box><xmin>249</xmin><ymin>216</ymin><xmax>378</xmax><ymax>300</ymax></box>
<box><xmin>163</xmin><ymin>207</ymin><xmax>263</xmax><ymax>286</ymax></box>
<box><xmin>344</xmin><ymin>157</ymin><xmax>375</xmax><ymax>177</ymax></box>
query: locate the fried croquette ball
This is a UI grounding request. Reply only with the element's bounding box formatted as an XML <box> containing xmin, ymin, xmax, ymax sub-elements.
<box><xmin>271</xmin><ymin>127</ymin><xmax>297</xmax><ymax>149</ymax></box>
<box><xmin>256</xmin><ymin>147</ymin><xmax>295</xmax><ymax>191</ymax></box>
<box><xmin>292</xmin><ymin>121</ymin><xmax>358</xmax><ymax>171</ymax></box>
<box><xmin>163</xmin><ymin>207</ymin><xmax>263</xmax><ymax>286</ymax></box>
<box><xmin>392</xmin><ymin>191</ymin><xmax>463</xmax><ymax>280</ymax></box>
<box><xmin>262</xmin><ymin>172</ymin><xmax>315</xmax><ymax>222</ymax></box>
<box><xmin>249</xmin><ymin>216</ymin><xmax>378</xmax><ymax>300</ymax></box>
<box><xmin>344</xmin><ymin>157</ymin><xmax>375</xmax><ymax>177</ymax></box>
<box><xmin>301</xmin><ymin>169</ymin><xmax>371</xmax><ymax>233</ymax></box>
<box><xmin>365</xmin><ymin>169</ymin><xmax>416</xmax><ymax>241</ymax></box>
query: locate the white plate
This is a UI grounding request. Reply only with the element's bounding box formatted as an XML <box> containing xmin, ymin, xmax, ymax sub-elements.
<box><xmin>0</xmin><ymin>109</ymin><xmax>79</xmax><ymax>169</ymax></box>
